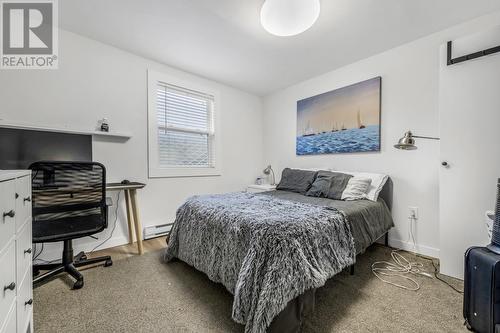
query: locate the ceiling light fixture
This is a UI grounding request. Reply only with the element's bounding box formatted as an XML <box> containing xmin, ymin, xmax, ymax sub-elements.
<box><xmin>260</xmin><ymin>0</ymin><xmax>320</xmax><ymax>37</ymax></box>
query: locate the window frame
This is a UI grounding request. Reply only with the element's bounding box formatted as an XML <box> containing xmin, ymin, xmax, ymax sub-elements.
<box><xmin>147</xmin><ymin>70</ymin><xmax>222</xmax><ymax>178</ymax></box>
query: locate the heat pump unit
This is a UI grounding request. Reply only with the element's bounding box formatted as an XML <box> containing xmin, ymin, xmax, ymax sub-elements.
<box><xmin>143</xmin><ymin>223</ymin><xmax>174</xmax><ymax>240</ymax></box>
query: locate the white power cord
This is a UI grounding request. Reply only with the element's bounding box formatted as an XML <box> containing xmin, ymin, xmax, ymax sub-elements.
<box><xmin>371</xmin><ymin>215</ymin><xmax>430</xmax><ymax>291</ymax></box>
<box><xmin>371</xmin><ymin>250</ymin><xmax>424</xmax><ymax>291</ymax></box>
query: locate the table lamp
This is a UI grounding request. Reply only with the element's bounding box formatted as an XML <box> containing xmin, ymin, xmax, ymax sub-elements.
<box><xmin>263</xmin><ymin>165</ymin><xmax>275</xmax><ymax>185</ymax></box>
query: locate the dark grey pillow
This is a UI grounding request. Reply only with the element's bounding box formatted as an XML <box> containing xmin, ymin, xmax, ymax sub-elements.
<box><xmin>306</xmin><ymin>171</ymin><xmax>353</xmax><ymax>200</ymax></box>
<box><xmin>276</xmin><ymin>168</ymin><xmax>318</xmax><ymax>194</ymax></box>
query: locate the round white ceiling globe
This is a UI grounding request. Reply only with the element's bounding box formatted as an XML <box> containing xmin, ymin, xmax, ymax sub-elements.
<box><xmin>260</xmin><ymin>0</ymin><xmax>321</xmax><ymax>37</ymax></box>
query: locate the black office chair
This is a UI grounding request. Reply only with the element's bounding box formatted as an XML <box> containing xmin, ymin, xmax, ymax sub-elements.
<box><xmin>30</xmin><ymin>161</ymin><xmax>113</xmax><ymax>289</ymax></box>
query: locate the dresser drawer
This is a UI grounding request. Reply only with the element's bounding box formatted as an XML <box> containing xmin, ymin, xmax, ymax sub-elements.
<box><xmin>16</xmin><ymin>222</ymin><xmax>32</xmax><ymax>285</ymax></box>
<box><xmin>15</xmin><ymin>175</ymin><xmax>31</xmax><ymax>232</ymax></box>
<box><xmin>0</xmin><ymin>242</ymin><xmax>16</xmax><ymax>327</ymax></box>
<box><xmin>0</xmin><ymin>301</ymin><xmax>16</xmax><ymax>333</ymax></box>
<box><xmin>0</xmin><ymin>180</ymin><xmax>16</xmax><ymax>249</ymax></box>
<box><xmin>17</xmin><ymin>273</ymin><xmax>33</xmax><ymax>333</ymax></box>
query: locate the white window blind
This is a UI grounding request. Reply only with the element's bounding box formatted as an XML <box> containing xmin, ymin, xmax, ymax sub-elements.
<box><xmin>156</xmin><ymin>82</ymin><xmax>215</xmax><ymax>168</ymax></box>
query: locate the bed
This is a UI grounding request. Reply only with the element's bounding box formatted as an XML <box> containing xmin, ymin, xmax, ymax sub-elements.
<box><xmin>164</xmin><ymin>175</ymin><xmax>393</xmax><ymax>333</ymax></box>
<box><xmin>264</xmin><ymin>178</ymin><xmax>393</xmax><ymax>333</ymax></box>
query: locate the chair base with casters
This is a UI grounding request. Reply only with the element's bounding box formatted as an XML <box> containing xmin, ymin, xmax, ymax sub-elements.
<box><xmin>33</xmin><ymin>239</ymin><xmax>112</xmax><ymax>289</ymax></box>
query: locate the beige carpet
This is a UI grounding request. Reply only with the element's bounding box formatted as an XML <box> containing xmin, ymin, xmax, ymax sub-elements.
<box><xmin>34</xmin><ymin>245</ymin><xmax>466</xmax><ymax>333</ymax></box>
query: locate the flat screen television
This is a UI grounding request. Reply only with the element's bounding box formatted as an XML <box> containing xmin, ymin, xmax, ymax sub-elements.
<box><xmin>0</xmin><ymin>128</ymin><xmax>92</xmax><ymax>169</ymax></box>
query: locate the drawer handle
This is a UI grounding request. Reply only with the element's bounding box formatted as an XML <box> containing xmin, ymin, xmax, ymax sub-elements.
<box><xmin>25</xmin><ymin>299</ymin><xmax>33</xmax><ymax>306</ymax></box>
<box><xmin>24</xmin><ymin>248</ymin><xmax>32</xmax><ymax>254</ymax></box>
<box><xmin>3</xmin><ymin>282</ymin><xmax>15</xmax><ymax>291</ymax></box>
<box><xmin>3</xmin><ymin>210</ymin><xmax>15</xmax><ymax>218</ymax></box>
<box><xmin>23</xmin><ymin>196</ymin><xmax>31</xmax><ymax>203</ymax></box>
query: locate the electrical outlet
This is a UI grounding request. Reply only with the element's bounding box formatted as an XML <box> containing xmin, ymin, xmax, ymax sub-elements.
<box><xmin>408</xmin><ymin>206</ymin><xmax>418</xmax><ymax>220</ymax></box>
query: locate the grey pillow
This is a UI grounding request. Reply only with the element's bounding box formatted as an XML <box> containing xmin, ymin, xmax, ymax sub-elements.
<box><xmin>276</xmin><ymin>168</ymin><xmax>318</xmax><ymax>194</ymax></box>
<box><xmin>306</xmin><ymin>171</ymin><xmax>353</xmax><ymax>200</ymax></box>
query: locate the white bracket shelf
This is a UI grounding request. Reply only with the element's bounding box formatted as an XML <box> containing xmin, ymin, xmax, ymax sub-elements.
<box><xmin>0</xmin><ymin>122</ymin><xmax>132</xmax><ymax>140</ymax></box>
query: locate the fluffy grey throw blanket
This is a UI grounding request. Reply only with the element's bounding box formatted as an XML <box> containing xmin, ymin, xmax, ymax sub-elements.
<box><xmin>164</xmin><ymin>192</ymin><xmax>355</xmax><ymax>333</ymax></box>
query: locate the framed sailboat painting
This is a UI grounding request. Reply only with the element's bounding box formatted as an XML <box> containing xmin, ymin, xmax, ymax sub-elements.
<box><xmin>296</xmin><ymin>77</ymin><xmax>381</xmax><ymax>155</ymax></box>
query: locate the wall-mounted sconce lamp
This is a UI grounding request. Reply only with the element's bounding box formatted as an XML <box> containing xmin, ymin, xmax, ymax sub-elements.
<box><xmin>394</xmin><ymin>131</ymin><xmax>440</xmax><ymax>150</ymax></box>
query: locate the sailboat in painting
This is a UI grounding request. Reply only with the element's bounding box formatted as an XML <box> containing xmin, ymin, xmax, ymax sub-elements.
<box><xmin>302</xmin><ymin>121</ymin><xmax>315</xmax><ymax>137</ymax></box>
<box><xmin>357</xmin><ymin>109</ymin><xmax>366</xmax><ymax>129</ymax></box>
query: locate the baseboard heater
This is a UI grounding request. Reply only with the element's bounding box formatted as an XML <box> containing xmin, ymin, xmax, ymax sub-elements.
<box><xmin>143</xmin><ymin>223</ymin><xmax>174</xmax><ymax>240</ymax></box>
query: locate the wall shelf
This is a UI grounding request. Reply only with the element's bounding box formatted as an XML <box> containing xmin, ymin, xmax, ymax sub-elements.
<box><xmin>0</xmin><ymin>122</ymin><xmax>132</xmax><ymax>140</ymax></box>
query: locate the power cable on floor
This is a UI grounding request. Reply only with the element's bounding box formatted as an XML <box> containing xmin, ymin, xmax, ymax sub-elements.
<box><xmin>416</xmin><ymin>254</ymin><xmax>463</xmax><ymax>294</ymax></box>
<box><xmin>371</xmin><ymin>250</ymin><xmax>424</xmax><ymax>291</ymax></box>
<box><xmin>372</xmin><ymin>215</ymin><xmax>463</xmax><ymax>293</ymax></box>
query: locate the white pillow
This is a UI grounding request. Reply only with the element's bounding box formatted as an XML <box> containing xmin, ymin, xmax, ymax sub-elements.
<box><xmin>335</xmin><ymin>171</ymin><xmax>388</xmax><ymax>202</ymax></box>
<box><xmin>341</xmin><ymin>177</ymin><xmax>372</xmax><ymax>201</ymax></box>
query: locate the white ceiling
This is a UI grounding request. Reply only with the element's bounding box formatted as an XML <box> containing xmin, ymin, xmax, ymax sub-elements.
<box><xmin>60</xmin><ymin>0</ymin><xmax>500</xmax><ymax>96</ymax></box>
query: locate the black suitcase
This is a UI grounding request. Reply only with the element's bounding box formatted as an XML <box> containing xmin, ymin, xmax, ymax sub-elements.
<box><xmin>464</xmin><ymin>246</ymin><xmax>500</xmax><ymax>333</ymax></box>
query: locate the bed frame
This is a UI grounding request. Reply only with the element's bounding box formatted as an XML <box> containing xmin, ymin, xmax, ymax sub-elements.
<box><xmin>268</xmin><ymin>177</ymin><xmax>393</xmax><ymax>333</ymax></box>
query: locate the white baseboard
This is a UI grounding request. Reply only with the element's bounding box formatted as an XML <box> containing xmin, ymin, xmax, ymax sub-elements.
<box><xmin>34</xmin><ymin>235</ymin><xmax>130</xmax><ymax>263</ymax></box>
<box><xmin>389</xmin><ymin>238</ymin><xmax>440</xmax><ymax>259</ymax></box>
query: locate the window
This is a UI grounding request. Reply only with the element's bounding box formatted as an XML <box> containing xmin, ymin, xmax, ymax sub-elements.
<box><xmin>156</xmin><ymin>84</ymin><xmax>214</xmax><ymax>168</ymax></box>
<box><xmin>148</xmin><ymin>70</ymin><xmax>221</xmax><ymax>178</ymax></box>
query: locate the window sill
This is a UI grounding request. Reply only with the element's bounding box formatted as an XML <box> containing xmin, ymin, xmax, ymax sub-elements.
<box><xmin>148</xmin><ymin>167</ymin><xmax>221</xmax><ymax>178</ymax></box>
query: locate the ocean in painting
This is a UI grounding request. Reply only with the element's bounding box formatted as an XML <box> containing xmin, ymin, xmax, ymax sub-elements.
<box><xmin>296</xmin><ymin>125</ymin><xmax>380</xmax><ymax>155</ymax></box>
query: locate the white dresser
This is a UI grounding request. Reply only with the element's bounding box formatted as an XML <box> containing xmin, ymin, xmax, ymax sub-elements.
<box><xmin>0</xmin><ymin>171</ymin><xmax>33</xmax><ymax>333</ymax></box>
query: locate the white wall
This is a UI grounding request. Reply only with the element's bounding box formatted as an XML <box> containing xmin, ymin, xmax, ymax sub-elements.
<box><xmin>262</xmin><ymin>11</ymin><xmax>500</xmax><ymax>259</ymax></box>
<box><xmin>0</xmin><ymin>29</ymin><xmax>264</xmax><ymax>260</ymax></box>
<box><xmin>1</xmin><ymin>12</ymin><xmax>499</xmax><ymax>273</ymax></box>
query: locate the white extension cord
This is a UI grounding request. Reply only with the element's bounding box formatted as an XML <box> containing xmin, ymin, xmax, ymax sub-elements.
<box><xmin>371</xmin><ymin>250</ymin><xmax>425</xmax><ymax>291</ymax></box>
<box><xmin>371</xmin><ymin>216</ymin><xmax>431</xmax><ymax>291</ymax></box>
